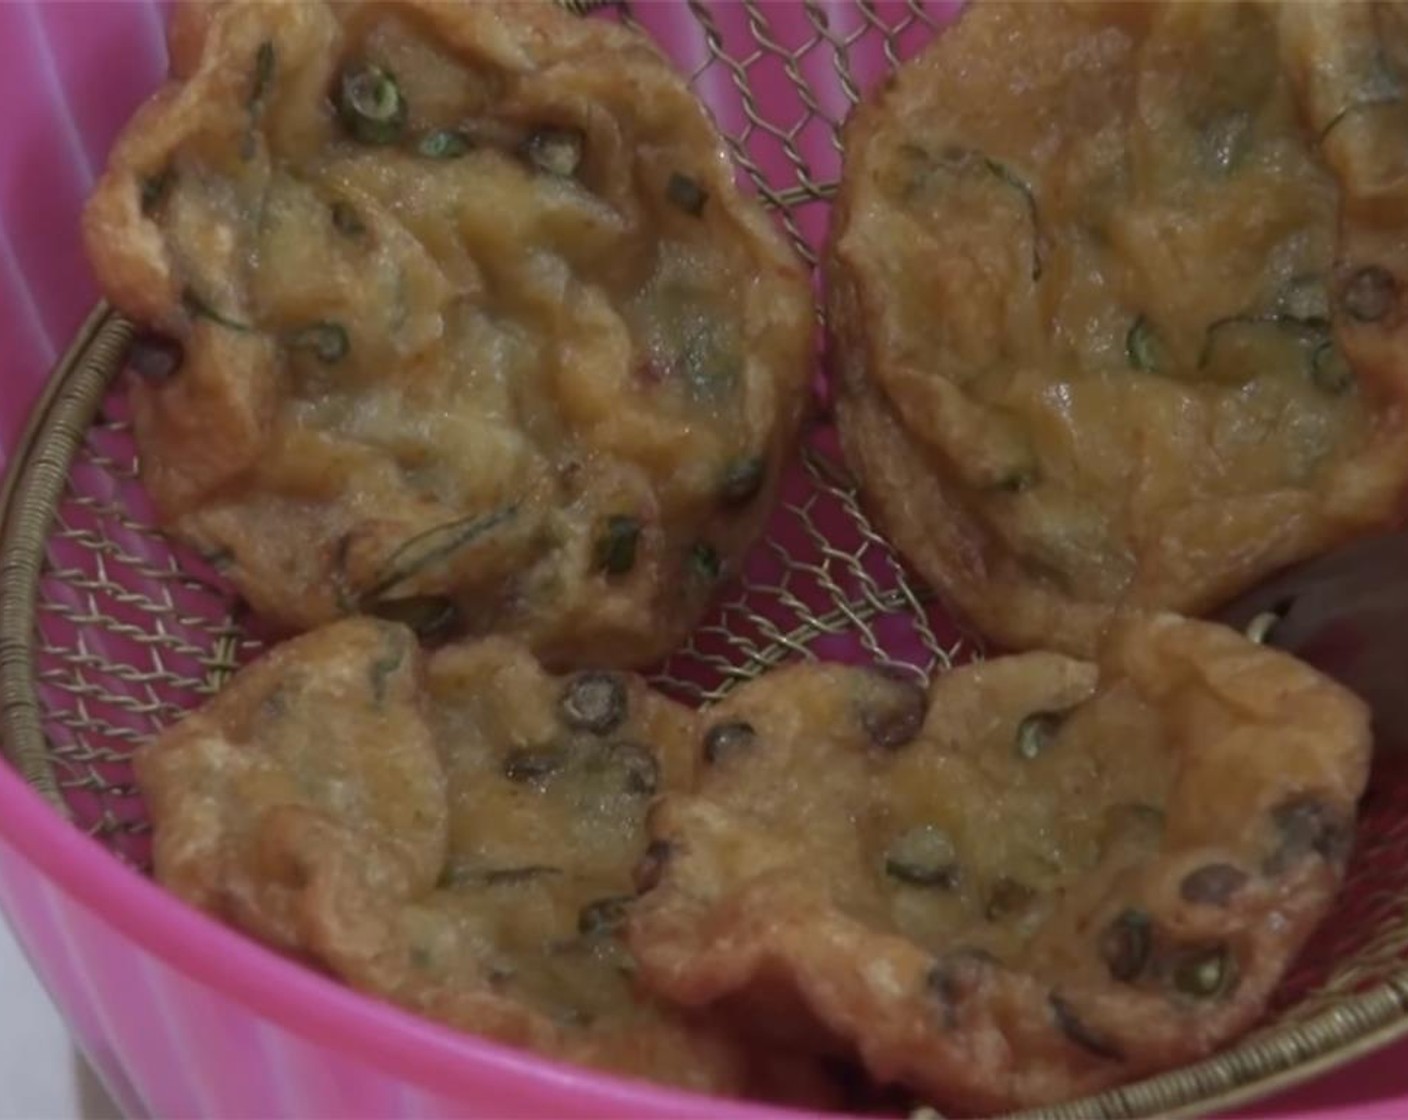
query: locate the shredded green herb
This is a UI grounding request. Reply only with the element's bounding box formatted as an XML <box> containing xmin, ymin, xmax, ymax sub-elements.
<box><xmin>249</xmin><ymin>41</ymin><xmax>275</xmax><ymax>110</ymax></box>
<box><xmin>360</xmin><ymin>505</ymin><xmax>519</xmax><ymax>601</ymax></box>
<box><xmin>182</xmin><ymin>287</ymin><xmax>254</xmax><ymax>332</ymax></box>
<box><xmin>904</xmin><ymin>144</ymin><xmax>1044</xmax><ymax>280</ymax></box>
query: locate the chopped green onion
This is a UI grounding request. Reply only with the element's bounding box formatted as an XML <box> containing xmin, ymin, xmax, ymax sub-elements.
<box><xmin>287</xmin><ymin>321</ymin><xmax>349</xmax><ymax>364</ymax></box>
<box><xmin>417</xmin><ymin>129</ymin><xmax>471</xmax><ymax>160</ymax></box>
<box><xmin>1125</xmin><ymin>315</ymin><xmax>1167</xmax><ymax>372</ymax></box>
<box><xmin>337</xmin><ymin>62</ymin><xmax>407</xmax><ymax>146</ymax></box>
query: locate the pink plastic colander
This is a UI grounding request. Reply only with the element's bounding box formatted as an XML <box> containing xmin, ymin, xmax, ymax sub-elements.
<box><xmin>2</xmin><ymin>3</ymin><xmax>1408</xmax><ymax>1118</ymax></box>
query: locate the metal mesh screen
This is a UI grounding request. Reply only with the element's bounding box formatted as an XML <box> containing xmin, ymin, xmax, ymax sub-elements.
<box><xmin>7</xmin><ymin>2</ymin><xmax>1408</xmax><ymax>1116</ymax></box>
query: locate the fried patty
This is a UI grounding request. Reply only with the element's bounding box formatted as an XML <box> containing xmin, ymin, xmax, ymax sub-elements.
<box><xmin>86</xmin><ymin>0</ymin><xmax>812</xmax><ymax>667</ymax></box>
<box><xmin>136</xmin><ymin>619</ymin><xmax>839</xmax><ymax>1101</ymax></box>
<box><xmin>828</xmin><ymin>0</ymin><xmax>1408</xmax><ymax>655</ymax></box>
<box><xmin>628</xmin><ymin>615</ymin><xmax>1370</xmax><ymax>1113</ymax></box>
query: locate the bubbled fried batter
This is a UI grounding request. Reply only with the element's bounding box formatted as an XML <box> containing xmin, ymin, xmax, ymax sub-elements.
<box><xmin>627</xmin><ymin>615</ymin><xmax>1370</xmax><ymax>1113</ymax></box>
<box><xmin>828</xmin><ymin>1</ymin><xmax>1408</xmax><ymax>656</ymax></box>
<box><xmin>86</xmin><ymin>0</ymin><xmax>811</xmax><ymax>667</ymax></box>
<box><xmin>135</xmin><ymin>622</ymin><xmax>832</xmax><ymax>1100</ymax></box>
<box><xmin>135</xmin><ymin>618</ymin><xmax>446</xmax><ymax>952</ymax></box>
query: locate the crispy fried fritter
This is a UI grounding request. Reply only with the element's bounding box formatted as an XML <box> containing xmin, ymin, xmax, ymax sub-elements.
<box><xmin>86</xmin><ymin>0</ymin><xmax>811</xmax><ymax>667</ymax></box>
<box><xmin>136</xmin><ymin>621</ymin><xmax>831</xmax><ymax>1099</ymax></box>
<box><xmin>135</xmin><ymin>619</ymin><xmax>446</xmax><ymax>952</ymax></box>
<box><xmin>828</xmin><ymin>1</ymin><xmax>1408</xmax><ymax>655</ymax></box>
<box><xmin>627</xmin><ymin>615</ymin><xmax>1371</xmax><ymax>1113</ymax></box>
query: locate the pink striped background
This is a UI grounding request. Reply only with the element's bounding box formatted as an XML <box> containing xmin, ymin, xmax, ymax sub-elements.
<box><xmin>0</xmin><ymin>3</ymin><xmax>1404</xmax><ymax>1118</ymax></box>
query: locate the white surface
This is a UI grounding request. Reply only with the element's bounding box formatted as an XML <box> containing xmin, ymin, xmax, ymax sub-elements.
<box><xmin>0</xmin><ymin>918</ymin><xmax>119</xmax><ymax>1120</ymax></box>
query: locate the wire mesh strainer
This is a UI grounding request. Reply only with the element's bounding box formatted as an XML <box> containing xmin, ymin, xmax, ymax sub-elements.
<box><xmin>1</xmin><ymin>3</ymin><xmax>1407</xmax><ymax>1117</ymax></box>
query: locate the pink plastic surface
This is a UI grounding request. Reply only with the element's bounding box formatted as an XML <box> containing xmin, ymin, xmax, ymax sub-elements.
<box><xmin>0</xmin><ymin>3</ymin><xmax>1404</xmax><ymax>1118</ymax></box>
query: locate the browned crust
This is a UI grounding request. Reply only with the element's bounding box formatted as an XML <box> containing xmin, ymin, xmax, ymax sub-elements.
<box><xmin>84</xmin><ymin>0</ymin><xmax>812</xmax><ymax>667</ymax></box>
<box><xmin>825</xmin><ymin>1</ymin><xmax>1408</xmax><ymax>657</ymax></box>
<box><xmin>629</xmin><ymin>615</ymin><xmax>1371</xmax><ymax>1113</ymax></box>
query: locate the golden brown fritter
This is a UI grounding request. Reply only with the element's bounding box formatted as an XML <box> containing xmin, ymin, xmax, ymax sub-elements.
<box><xmin>137</xmin><ymin>618</ymin><xmax>446</xmax><ymax>953</ymax></box>
<box><xmin>86</xmin><ymin>0</ymin><xmax>812</xmax><ymax>667</ymax></box>
<box><xmin>628</xmin><ymin>615</ymin><xmax>1371</xmax><ymax>1113</ymax></box>
<box><xmin>828</xmin><ymin>1</ymin><xmax>1408</xmax><ymax>656</ymax></box>
<box><xmin>135</xmin><ymin>620</ymin><xmax>832</xmax><ymax>1099</ymax></box>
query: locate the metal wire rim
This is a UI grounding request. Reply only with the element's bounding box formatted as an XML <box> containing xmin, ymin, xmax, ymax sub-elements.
<box><xmin>2</xmin><ymin>0</ymin><xmax>1408</xmax><ymax>1114</ymax></box>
